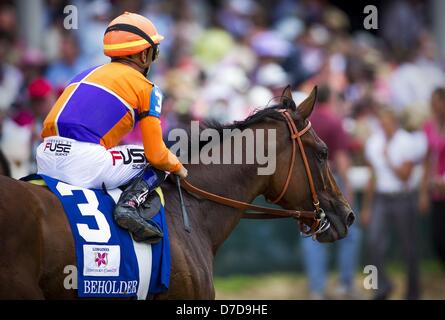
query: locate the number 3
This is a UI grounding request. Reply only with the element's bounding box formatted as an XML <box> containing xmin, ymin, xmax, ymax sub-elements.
<box><xmin>56</xmin><ymin>182</ymin><xmax>111</xmax><ymax>243</ymax></box>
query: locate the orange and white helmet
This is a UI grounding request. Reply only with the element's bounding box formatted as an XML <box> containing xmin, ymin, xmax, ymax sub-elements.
<box><xmin>103</xmin><ymin>12</ymin><xmax>164</xmax><ymax>59</ymax></box>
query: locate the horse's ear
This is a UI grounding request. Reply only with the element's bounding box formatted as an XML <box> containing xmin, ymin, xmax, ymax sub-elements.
<box><xmin>297</xmin><ymin>86</ymin><xmax>318</xmax><ymax>120</ymax></box>
<box><xmin>280</xmin><ymin>85</ymin><xmax>294</xmax><ymax>105</ymax></box>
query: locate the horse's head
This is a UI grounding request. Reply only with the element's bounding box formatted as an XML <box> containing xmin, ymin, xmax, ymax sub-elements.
<box><xmin>266</xmin><ymin>86</ymin><xmax>354</xmax><ymax>242</ymax></box>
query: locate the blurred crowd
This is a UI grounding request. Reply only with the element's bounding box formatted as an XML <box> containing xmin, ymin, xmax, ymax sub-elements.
<box><xmin>0</xmin><ymin>0</ymin><xmax>445</xmax><ymax>299</ymax></box>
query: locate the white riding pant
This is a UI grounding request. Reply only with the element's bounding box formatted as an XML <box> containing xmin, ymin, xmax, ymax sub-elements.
<box><xmin>36</xmin><ymin>137</ymin><xmax>147</xmax><ymax>189</ymax></box>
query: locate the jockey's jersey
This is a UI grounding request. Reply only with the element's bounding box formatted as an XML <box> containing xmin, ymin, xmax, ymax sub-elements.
<box><xmin>41</xmin><ymin>62</ymin><xmax>163</xmax><ymax>149</ymax></box>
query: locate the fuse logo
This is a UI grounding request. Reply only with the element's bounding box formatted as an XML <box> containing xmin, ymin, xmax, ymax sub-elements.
<box><xmin>110</xmin><ymin>149</ymin><xmax>146</xmax><ymax>166</ymax></box>
<box><xmin>43</xmin><ymin>141</ymin><xmax>72</xmax><ymax>156</ymax></box>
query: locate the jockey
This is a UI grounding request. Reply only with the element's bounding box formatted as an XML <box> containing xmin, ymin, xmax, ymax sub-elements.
<box><xmin>36</xmin><ymin>12</ymin><xmax>187</xmax><ymax>242</ymax></box>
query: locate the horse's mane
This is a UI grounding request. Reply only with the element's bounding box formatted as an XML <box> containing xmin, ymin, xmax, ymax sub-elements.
<box><xmin>202</xmin><ymin>98</ymin><xmax>297</xmax><ymax>133</ymax></box>
<box><xmin>163</xmin><ymin>97</ymin><xmax>299</xmax><ymax>180</ymax></box>
<box><xmin>185</xmin><ymin>98</ymin><xmax>298</xmax><ymax>152</ymax></box>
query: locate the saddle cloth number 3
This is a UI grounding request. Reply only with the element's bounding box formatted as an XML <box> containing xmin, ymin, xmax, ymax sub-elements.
<box><xmin>56</xmin><ymin>182</ymin><xmax>111</xmax><ymax>243</ymax></box>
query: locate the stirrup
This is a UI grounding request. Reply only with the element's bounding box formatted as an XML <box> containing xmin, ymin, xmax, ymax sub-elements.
<box><xmin>114</xmin><ymin>207</ymin><xmax>163</xmax><ymax>243</ymax></box>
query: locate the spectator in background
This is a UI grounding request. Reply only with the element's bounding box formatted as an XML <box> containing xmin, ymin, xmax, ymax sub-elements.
<box><xmin>20</xmin><ymin>48</ymin><xmax>47</xmax><ymax>89</ymax></box>
<box><xmin>13</xmin><ymin>78</ymin><xmax>54</xmax><ymax>136</ymax></box>
<box><xmin>381</xmin><ymin>0</ymin><xmax>424</xmax><ymax>58</ymax></box>
<box><xmin>0</xmin><ymin>2</ymin><xmax>21</xmax><ymax>63</ymax></box>
<box><xmin>420</xmin><ymin>88</ymin><xmax>445</xmax><ymax>266</ymax></box>
<box><xmin>361</xmin><ymin>108</ymin><xmax>427</xmax><ymax>300</ymax></box>
<box><xmin>45</xmin><ymin>32</ymin><xmax>88</xmax><ymax>92</ymax></box>
<box><xmin>0</xmin><ymin>31</ymin><xmax>23</xmax><ymax>114</ymax></box>
<box><xmin>387</xmin><ymin>32</ymin><xmax>445</xmax><ymax>116</ymax></box>
<box><xmin>27</xmin><ymin>78</ymin><xmax>55</xmax><ymax>142</ymax></box>
<box><xmin>77</xmin><ymin>0</ymin><xmax>111</xmax><ymax>66</ymax></box>
<box><xmin>299</xmin><ymin>85</ymin><xmax>361</xmax><ymax>299</ymax></box>
<box><xmin>251</xmin><ymin>30</ymin><xmax>291</xmax><ymax>96</ymax></box>
<box><xmin>4</xmin><ymin>78</ymin><xmax>54</xmax><ymax>176</ymax></box>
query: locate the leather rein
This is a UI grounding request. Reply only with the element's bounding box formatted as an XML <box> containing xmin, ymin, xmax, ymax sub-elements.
<box><xmin>181</xmin><ymin>110</ymin><xmax>330</xmax><ymax>237</ymax></box>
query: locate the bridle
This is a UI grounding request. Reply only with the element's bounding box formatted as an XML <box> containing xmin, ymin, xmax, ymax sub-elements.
<box><xmin>181</xmin><ymin>109</ymin><xmax>330</xmax><ymax>238</ymax></box>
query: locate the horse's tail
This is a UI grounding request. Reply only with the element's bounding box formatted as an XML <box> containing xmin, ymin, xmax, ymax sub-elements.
<box><xmin>0</xmin><ymin>149</ymin><xmax>11</xmax><ymax>177</ymax></box>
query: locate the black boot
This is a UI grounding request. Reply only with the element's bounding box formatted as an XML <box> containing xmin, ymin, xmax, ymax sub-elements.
<box><xmin>114</xmin><ymin>167</ymin><xmax>166</xmax><ymax>243</ymax></box>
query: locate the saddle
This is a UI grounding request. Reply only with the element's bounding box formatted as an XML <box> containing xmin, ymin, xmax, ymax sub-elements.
<box><xmin>21</xmin><ymin>173</ymin><xmax>171</xmax><ymax>299</ymax></box>
<box><xmin>22</xmin><ymin>174</ymin><xmax>163</xmax><ymax>228</ymax></box>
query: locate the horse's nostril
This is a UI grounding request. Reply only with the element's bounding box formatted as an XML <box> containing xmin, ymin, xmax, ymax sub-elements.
<box><xmin>346</xmin><ymin>212</ymin><xmax>355</xmax><ymax>227</ymax></box>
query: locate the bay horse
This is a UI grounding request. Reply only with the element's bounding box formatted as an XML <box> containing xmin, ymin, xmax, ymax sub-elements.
<box><xmin>0</xmin><ymin>87</ymin><xmax>354</xmax><ymax>299</ymax></box>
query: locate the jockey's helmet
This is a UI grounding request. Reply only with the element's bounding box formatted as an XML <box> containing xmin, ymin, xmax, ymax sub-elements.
<box><xmin>103</xmin><ymin>12</ymin><xmax>163</xmax><ymax>60</ymax></box>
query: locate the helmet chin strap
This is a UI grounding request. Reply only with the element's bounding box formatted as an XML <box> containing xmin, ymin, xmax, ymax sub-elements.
<box><xmin>113</xmin><ymin>55</ymin><xmax>151</xmax><ymax>77</ymax></box>
<box><xmin>139</xmin><ymin>50</ymin><xmax>151</xmax><ymax>77</ymax></box>
<box><xmin>143</xmin><ymin>66</ymin><xmax>150</xmax><ymax>77</ymax></box>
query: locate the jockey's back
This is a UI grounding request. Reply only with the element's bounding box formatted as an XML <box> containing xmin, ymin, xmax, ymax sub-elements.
<box><xmin>42</xmin><ymin>62</ymin><xmax>161</xmax><ymax>150</ymax></box>
<box><xmin>37</xmin><ymin>11</ymin><xmax>187</xmax><ymax>242</ymax></box>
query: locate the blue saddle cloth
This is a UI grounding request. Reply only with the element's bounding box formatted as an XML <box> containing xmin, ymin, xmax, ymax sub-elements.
<box><xmin>21</xmin><ymin>174</ymin><xmax>170</xmax><ymax>299</ymax></box>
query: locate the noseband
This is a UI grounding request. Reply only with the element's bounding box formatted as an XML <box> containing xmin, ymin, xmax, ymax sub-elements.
<box><xmin>181</xmin><ymin>110</ymin><xmax>330</xmax><ymax>238</ymax></box>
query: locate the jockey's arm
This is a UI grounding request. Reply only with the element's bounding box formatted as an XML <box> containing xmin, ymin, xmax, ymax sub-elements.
<box><xmin>140</xmin><ymin>115</ymin><xmax>183</xmax><ymax>173</ymax></box>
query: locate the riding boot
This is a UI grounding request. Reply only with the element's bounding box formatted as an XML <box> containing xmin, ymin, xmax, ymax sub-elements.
<box><xmin>114</xmin><ymin>166</ymin><xmax>167</xmax><ymax>243</ymax></box>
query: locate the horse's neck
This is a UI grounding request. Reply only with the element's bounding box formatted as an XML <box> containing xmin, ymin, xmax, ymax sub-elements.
<box><xmin>186</xmin><ymin>163</ymin><xmax>268</xmax><ymax>254</ymax></box>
